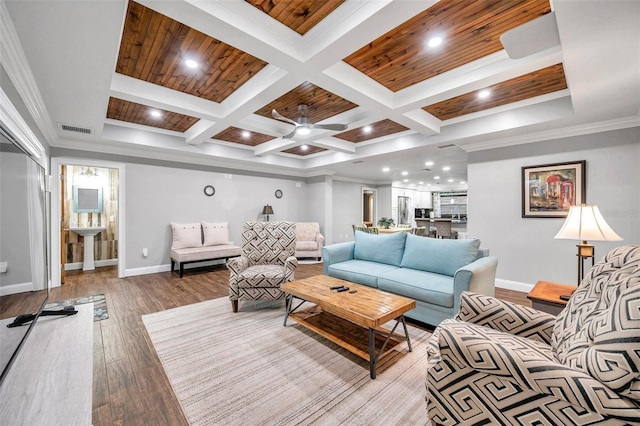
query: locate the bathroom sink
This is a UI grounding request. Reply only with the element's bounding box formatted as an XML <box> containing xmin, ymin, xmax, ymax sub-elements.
<box><xmin>69</xmin><ymin>227</ymin><xmax>105</xmax><ymax>237</ymax></box>
<box><xmin>69</xmin><ymin>227</ymin><xmax>106</xmax><ymax>271</ymax></box>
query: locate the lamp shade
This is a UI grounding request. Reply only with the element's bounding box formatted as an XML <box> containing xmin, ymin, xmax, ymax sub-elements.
<box><xmin>554</xmin><ymin>205</ymin><xmax>623</xmax><ymax>241</ymax></box>
<box><xmin>262</xmin><ymin>205</ymin><xmax>274</xmax><ymax>215</ymax></box>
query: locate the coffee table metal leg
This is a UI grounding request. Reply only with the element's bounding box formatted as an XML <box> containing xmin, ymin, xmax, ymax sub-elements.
<box><xmin>399</xmin><ymin>315</ymin><xmax>412</xmax><ymax>352</ymax></box>
<box><xmin>283</xmin><ymin>294</ymin><xmax>291</xmax><ymax>326</ymax></box>
<box><xmin>369</xmin><ymin>327</ymin><xmax>376</xmax><ymax>379</ymax></box>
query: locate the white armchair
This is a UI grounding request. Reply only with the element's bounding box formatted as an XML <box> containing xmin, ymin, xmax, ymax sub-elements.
<box><xmin>294</xmin><ymin>222</ymin><xmax>324</xmax><ymax>261</ymax></box>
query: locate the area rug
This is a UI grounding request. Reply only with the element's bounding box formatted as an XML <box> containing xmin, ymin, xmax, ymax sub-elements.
<box><xmin>45</xmin><ymin>294</ymin><xmax>108</xmax><ymax>321</ymax></box>
<box><xmin>142</xmin><ymin>297</ymin><xmax>431</xmax><ymax>426</ymax></box>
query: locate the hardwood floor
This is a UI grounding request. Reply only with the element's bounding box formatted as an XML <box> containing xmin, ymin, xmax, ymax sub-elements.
<box><xmin>1</xmin><ymin>263</ymin><xmax>531</xmax><ymax>425</ymax></box>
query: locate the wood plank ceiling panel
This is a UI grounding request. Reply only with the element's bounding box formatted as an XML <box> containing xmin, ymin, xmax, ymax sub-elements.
<box><xmin>116</xmin><ymin>1</ymin><xmax>268</xmax><ymax>104</ymax></box>
<box><xmin>344</xmin><ymin>0</ymin><xmax>551</xmax><ymax>92</ymax></box>
<box><xmin>212</xmin><ymin>127</ymin><xmax>275</xmax><ymax>147</ymax></box>
<box><xmin>246</xmin><ymin>0</ymin><xmax>344</xmax><ymax>35</ymax></box>
<box><xmin>423</xmin><ymin>63</ymin><xmax>567</xmax><ymax>121</ymax></box>
<box><xmin>254</xmin><ymin>82</ymin><xmax>357</xmax><ymax>123</ymax></box>
<box><xmin>334</xmin><ymin>119</ymin><xmax>410</xmax><ymax>143</ymax></box>
<box><xmin>106</xmin><ymin>97</ymin><xmax>199</xmax><ymax>132</ymax></box>
<box><xmin>282</xmin><ymin>145</ymin><xmax>326</xmax><ymax>156</ymax></box>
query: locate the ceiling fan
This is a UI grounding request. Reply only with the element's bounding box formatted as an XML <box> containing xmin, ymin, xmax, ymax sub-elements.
<box><xmin>271</xmin><ymin>104</ymin><xmax>348</xmax><ymax>138</ymax></box>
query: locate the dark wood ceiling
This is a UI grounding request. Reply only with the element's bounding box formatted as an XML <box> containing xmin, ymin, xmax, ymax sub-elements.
<box><xmin>116</xmin><ymin>1</ymin><xmax>267</xmax><ymax>103</ymax></box>
<box><xmin>106</xmin><ymin>97</ymin><xmax>199</xmax><ymax>132</ymax></box>
<box><xmin>106</xmin><ymin>0</ymin><xmax>568</xmax><ymax>159</ymax></box>
<box><xmin>423</xmin><ymin>63</ymin><xmax>567</xmax><ymax>120</ymax></box>
<box><xmin>254</xmin><ymin>82</ymin><xmax>357</xmax><ymax>122</ymax></box>
<box><xmin>245</xmin><ymin>0</ymin><xmax>344</xmax><ymax>35</ymax></box>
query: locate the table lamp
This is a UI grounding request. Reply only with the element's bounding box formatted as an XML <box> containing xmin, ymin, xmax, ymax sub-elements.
<box><xmin>554</xmin><ymin>204</ymin><xmax>622</xmax><ymax>284</ymax></box>
<box><xmin>262</xmin><ymin>204</ymin><xmax>274</xmax><ymax>221</ymax></box>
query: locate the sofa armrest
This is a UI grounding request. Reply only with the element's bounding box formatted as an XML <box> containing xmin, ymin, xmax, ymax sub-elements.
<box><xmin>322</xmin><ymin>242</ymin><xmax>355</xmax><ymax>275</ymax></box>
<box><xmin>431</xmin><ymin>320</ymin><xmax>640</xmax><ymax>419</ymax></box>
<box><xmin>456</xmin><ymin>291</ymin><xmax>556</xmax><ymax>344</ymax></box>
<box><xmin>461</xmin><ymin>255</ymin><xmax>498</xmax><ymax>296</ymax></box>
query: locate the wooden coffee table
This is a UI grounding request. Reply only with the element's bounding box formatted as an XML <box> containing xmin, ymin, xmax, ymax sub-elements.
<box><xmin>280</xmin><ymin>275</ymin><xmax>416</xmax><ymax>379</ymax></box>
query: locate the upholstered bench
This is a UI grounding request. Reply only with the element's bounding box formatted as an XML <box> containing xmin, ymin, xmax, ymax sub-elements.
<box><xmin>170</xmin><ymin>222</ymin><xmax>240</xmax><ymax>278</ymax></box>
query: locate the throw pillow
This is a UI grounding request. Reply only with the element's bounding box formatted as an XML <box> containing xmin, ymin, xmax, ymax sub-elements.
<box><xmin>171</xmin><ymin>222</ymin><xmax>202</xmax><ymax>249</ymax></box>
<box><xmin>354</xmin><ymin>230</ymin><xmax>406</xmax><ymax>266</ymax></box>
<box><xmin>400</xmin><ymin>234</ymin><xmax>480</xmax><ymax>276</ymax></box>
<box><xmin>202</xmin><ymin>222</ymin><xmax>230</xmax><ymax>246</ymax></box>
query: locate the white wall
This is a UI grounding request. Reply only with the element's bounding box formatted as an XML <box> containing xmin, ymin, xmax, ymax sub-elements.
<box><xmin>331</xmin><ymin>180</ymin><xmax>363</xmax><ymax>243</ymax></box>
<box><xmin>468</xmin><ymin>128</ymin><xmax>640</xmax><ymax>291</ymax></box>
<box><xmin>125</xmin><ymin>163</ymin><xmax>311</xmax><ymax>273</ymax></box>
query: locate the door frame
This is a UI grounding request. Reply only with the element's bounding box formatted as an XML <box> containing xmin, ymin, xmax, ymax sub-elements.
<box><xmin>361</xmin><ymin>187</ymin><xmax>377</xmax><ymax>227</ymax></box>
<box><xmin>50</xmin><ymin>157</ymin><xmax>125</xmax><ymax>287</ymax></box>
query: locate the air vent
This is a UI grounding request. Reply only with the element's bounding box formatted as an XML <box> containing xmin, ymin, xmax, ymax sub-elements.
<box><xmin>437</xmin><ymin>143</ymin><xmax>457</xmax><ymax>149</ymax></box>
<box><xmin>352</xmin><ymin>160</ymin><xmax>364</xmax><ymax>164</ymax></box>
<box><xmin>59</xmin><ymin>123</ymin><xmax>93</xmax><ymax>135</ymax></box>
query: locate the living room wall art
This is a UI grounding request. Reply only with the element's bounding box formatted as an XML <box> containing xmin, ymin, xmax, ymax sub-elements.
<box><xmin>522</xmin><ymin>160</ymin><xmax>586</xmax><ymax>218</ymax></box>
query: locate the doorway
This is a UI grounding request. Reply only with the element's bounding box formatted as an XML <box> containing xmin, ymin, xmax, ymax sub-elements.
<box><xmin>362</xmin><ymin>188</ymin><xmax>376</xmax><ymax>227</ymax></box>
<box><xmin>50</xmin><ymin>158</ymin><xmax>125</xmax><ymax>287</ymax></box>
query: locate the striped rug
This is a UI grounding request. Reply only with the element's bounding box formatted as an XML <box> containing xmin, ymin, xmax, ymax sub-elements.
<box><xmin>142</xmin><ymin>297</ymin><xmax>432</xmax><ymax>426</ymax></box>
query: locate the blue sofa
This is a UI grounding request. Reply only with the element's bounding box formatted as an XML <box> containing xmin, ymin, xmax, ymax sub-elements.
<box><xmin>322</xmin><ymin>231</ymin><xmax>498</xmax><ymax>326</ymax></box>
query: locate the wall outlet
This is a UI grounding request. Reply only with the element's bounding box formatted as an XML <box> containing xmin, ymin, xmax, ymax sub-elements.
<box><xmin>142</xmin><ymin>248</ymin><xmax>148</xmax><ymax>257</ymax></box>
<box><xmin>0</xmin><ymin>261</ymin><xmax>7</xmax><ymax>273</ymax></box>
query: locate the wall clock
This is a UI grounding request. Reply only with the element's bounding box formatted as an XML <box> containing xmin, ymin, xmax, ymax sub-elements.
<box><xmin>203</xmin><ymin>185</ymin><xmax>215</xmax><ymax>196</ymax></box>
<box><xmin>275</xmin><ymin>189</ymin><xmax>283</xmax><ymax>199</ymax></box>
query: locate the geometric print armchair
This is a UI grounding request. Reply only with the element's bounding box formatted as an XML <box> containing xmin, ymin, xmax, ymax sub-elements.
<box><xmin>227</xmin><ymin>221</ymin><xmax>298</xmax><ymax>313</ymax></box>
<box><xmin>426</xmin><ymin>245</ymin><xmax>640</xmax><ymax>425</ymax></box>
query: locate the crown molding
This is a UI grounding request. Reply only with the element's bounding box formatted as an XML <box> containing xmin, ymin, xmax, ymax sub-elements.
<box><xmin>0</xmin><ymin>0</ymin><xmax>58</xmax><ymax>146</ymax></box>
<box><xmin>461</xmin><ymin>115</ymin><xmax>640</xmax><ymax>153</ymax></box>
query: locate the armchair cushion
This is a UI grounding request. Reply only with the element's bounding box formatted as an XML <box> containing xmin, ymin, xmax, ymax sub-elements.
<box><xmin>170</xmin><ymin>222</ymin><xmax>202</xmax><ymax>249</ymax></box>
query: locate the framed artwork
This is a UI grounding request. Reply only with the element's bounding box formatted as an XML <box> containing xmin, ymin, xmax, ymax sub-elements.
<box><xmin>522</xmin><ymin>160</ymin><xmax>585</xmax><ymax>218</ymax></box>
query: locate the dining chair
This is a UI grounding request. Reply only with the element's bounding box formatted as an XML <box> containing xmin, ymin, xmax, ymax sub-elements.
<box><xmin>411</xmin><ymin>227</ymin><xmax>427</xmax><ymax>236</ymax></box>
<box><xmin>434</xmin><ymin>219</ymin><xmax>458</xmax><ymax>239</ymax></box>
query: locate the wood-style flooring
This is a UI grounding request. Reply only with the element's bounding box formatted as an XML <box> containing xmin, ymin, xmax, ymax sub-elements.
<box><xmin>1</xmin><ymin>263</ymin><xmax>531</xmax><ymax>425</ymax></box>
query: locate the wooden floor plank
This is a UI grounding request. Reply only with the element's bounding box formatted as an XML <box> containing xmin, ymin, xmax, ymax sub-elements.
<box><xmin>0</xmin><ymin>262</ymin><xmax>530</xmax><ymax>425</ymax></box>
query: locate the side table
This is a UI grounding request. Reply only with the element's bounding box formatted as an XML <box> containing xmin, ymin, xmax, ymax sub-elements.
<box><xmin>527</xmin><ymin>281</ymin><xmax>577</xmax><ymax>315</ymax></box>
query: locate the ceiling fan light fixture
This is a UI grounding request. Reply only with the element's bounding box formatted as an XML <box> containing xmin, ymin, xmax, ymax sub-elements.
<box><xmin>296</xmin><ymin>127</ymin><xmax>311</xmax><ymax>136</ymax></box>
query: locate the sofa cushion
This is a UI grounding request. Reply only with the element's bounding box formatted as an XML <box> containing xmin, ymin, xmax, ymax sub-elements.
<box><xmin>401</xmin><ymin>234</ymin><xmax>480</xmax><ymax>276</ymax></box>
<box><xmin>354</xmin><ymin>230</ymin><xmax>407</xmax><ymax>266</ymax></box>
<box><xmin>327</xmin><ymin>259</ymin><xmax>399</xmax><ymax>288</ymax></box>
<box><xmin>171</xmin><ymin>222</ymin><xmax>202</xmax><ymax>249</ymax></box>
<box><xmin>296</xmin><ymin>222</ymin><xmax>320</xmax><ymax>241</ymax></box>
<box><xmin>202</xmin><ymin>221</ymin><xmax>229</xmax><ymax>246</ymax></box>
<box><xmin>378</xmin><ymin>268</ymin><xmax>455</xmax><ymax>308</ymax></box>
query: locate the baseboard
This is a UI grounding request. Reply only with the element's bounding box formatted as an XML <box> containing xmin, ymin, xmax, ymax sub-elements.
<box><xmin>495</xmin><ymin>278</ymin><xmax>534</xmax><ymax>293</ymax></box>
<box><xmin>0</xmin><ymin>281</ymin><xmax>33</xmax><ymax>296</ymax></box>
<box><xmin>125</xmin><ymin>264</ymin><xmax>171</xmax><ymax>277</ymax></box>
<box><xmin>65</xmin><ymin>259</ymin><xmax>118</xmax><ymax>271</ymax></box>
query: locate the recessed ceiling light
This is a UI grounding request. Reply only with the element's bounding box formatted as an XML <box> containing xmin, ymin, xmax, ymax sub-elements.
<box><xmin>478</xmin><ymin>89</ymin><xmax>491</xmax><ymax>99</ymax></box>
<box><xmin>241</xmin><ymin>130</ymin><xmax>250</xmax><ymax>138</ymax></box>
<box><xmin>297</xmin><ymin>127</ymin><xmax>311</xmax><ymax>136</ymax></box>
<box><xmin>442</xmin><ymin>166</ymin><xmax>450</xmax><ymax>171</ymax></box>
<box><xmin>418</xmin><ymin>181</ymin><xmax>424</xmax><ymax>185</ymax></box>
<box><xmin>403</xmin><ymin>179</ymin><xmax>409</xmax><ymax>183</ymax></box>
<box><xmin>300</xmin><ymin>144</ymin><xmax>308</xmax><ymax>151</ymax></box>
<box><xmin>382</xmin><ymin>167</ymin><xmax>390</xmax><ymax>172</ymax></box>
<box><xmin>448</xmin><ymin>178</ymin><xmax>454</xmax><ymax>182</ymax></box>
<box><xmin>427</xmin><ymin>184</ymin><xmax>432</xmax><ymax>187</ymax></box>
<box><xmin>150</xmin><ymin>110</ymin><xmax>162</xmax><ymax>118</ymax></box>
<box><xmin>460</xmin><ymin>181</ymin><xmax>466</xmax><ymax>184</ymax></box>
<box><xmin>434</xmin><ymin>176</ymin><xmax>440</xmax><ymax>180</ymax></box>
<box><xmin>185</xmin><ymin>59</ymin><xmax>198</xmax><ymax>69</ymax></box>
<box><xmin>428</xmin><ymin>36</ymin><xmax>442</xmax><ymax>48</ymax></box>
<box><xmin>363</xmin><ymin>125</ymin><xmax>372</xmax><ymax>133</ymax></box>
<box><xmin>425</xmin><ymin>161</ymin><xmax>434</xmax><ymax>166</ymax></box>
<box><xmin>401</xmin><ymin>171</ymin><xmax>408</xmax><ymax>176</ymax></box>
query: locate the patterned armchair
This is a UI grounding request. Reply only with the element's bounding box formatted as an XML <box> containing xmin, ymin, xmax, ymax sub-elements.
<box><xmin>426</xmin><ymin>245</ymin><xmax>640</xmax><ymax>425</ymax></box>
<box><xmin>227</xmin><ymin>221</ymin><xmax>298</xmax><ymax>312</ymax></box>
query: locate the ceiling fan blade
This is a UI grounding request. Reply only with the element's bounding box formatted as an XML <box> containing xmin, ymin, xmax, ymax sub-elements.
<box><xmin>281</xmin><ymin>128</ymin><xmax>298</xmax><ymax>139</ymax></box>
<box><xmin>313</xmin><ymin>123</ymin><xmax>349</xmax><ymax>131</ymax></box>
<box><xmin>271</xmin><ymin>109</ymin><xmax>298</xmax><ymax>126</ymax></box>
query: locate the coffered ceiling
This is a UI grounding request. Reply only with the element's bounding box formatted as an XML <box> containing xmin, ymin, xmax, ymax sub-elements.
<box><xmin>3</xmin><ymin>0</ymin><xmax>639</xmax><ymax>188</ymax></box>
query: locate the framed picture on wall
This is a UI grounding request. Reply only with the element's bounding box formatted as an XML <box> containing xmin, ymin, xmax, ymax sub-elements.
<box><xmin>522</xmin><ymin>160</ymin><xmax>586</xmax><ymax>218</ymax></box>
